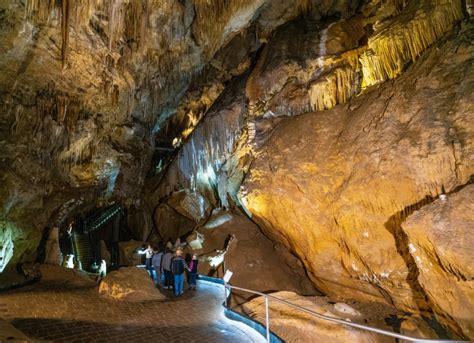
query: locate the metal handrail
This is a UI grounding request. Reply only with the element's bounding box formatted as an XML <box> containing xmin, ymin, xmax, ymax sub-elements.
<box><xmin>224</xmin><ymin>283</ymin><xmax>466</xmax><ymax>343</ymax></box>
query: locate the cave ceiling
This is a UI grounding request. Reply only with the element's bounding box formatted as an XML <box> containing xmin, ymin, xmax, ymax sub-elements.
<box><xmin>0</xmin><ymin>0</ymin><xmax>368</xmax><ymax>225</ymax></box>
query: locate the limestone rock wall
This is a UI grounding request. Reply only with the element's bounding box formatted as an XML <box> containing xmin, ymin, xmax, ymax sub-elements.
<box><xmin>243</xmin><ymin>291</ymin><xmax>441</xmax><ymax>342</ymax></box>
<box><xmin>241</xmin><ymin>21</ymin><xmax>473</xmax><ymax>337</ymax></box>
<box><xmin>403</xmin><ymin>185</ymin><xmax>474</xmax><ymax>338</ymax></box>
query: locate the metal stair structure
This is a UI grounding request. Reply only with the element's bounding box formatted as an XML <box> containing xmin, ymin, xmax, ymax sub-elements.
<box><xmin>72</xmin><ymin>204</ymin><xmax>121</xmax><ymax>270</ymax></box>
<box><xmin>83</xmin><ymin>204</ymin><xmax>121</xmax><ymax>233</ymax></box>
<box><xmin>72</xmin><ymin>232</ymin><xmax>94</xmax><ymax>270</ymax></box>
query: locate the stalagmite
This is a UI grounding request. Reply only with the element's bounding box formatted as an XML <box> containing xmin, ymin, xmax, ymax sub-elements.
<box><xmin>44</xmin><ymin>227</ymin><xmax>62</xmax><ymax>265</ymax></box>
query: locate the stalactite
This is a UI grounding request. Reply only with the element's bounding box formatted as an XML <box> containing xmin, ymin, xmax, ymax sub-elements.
<box><xmin>291</xmin><ymin>0</ymin><xmax>463</xmax><ymax>113</ymax></box>
<box><xmin>297</xmin><ymin>0</ymin><xmax>314</xmax><ymax>17</ymax></box>
<box><xmin>71</xmin><ymin>0</ymin><xmax>93</xmax><ymax>31</ymax></box>
<box><xmin>107</xmin><ymin>0</ymin><xmax>148</xmax><ymax>51</ymax></box>
<box><xmin>172</xmin><ymin>100</ymin><xmax>244</xmax><ymax>194</ymax></box>
<box><xmin>62</xmin><ymin>134</ymin><xmax>93</xmax><ymax>167</ymax></box>
<box><xmin>60</xmin><ymin>0</ymin><xmax>70</xmax><ymax>68</ymax></box>
<box><xmin>123</xmin><ymin>0</ymin><xmax>149</xmax><ymax>51</ymax></box>
<box><xmin>192</xmin><ymin>0</ymin><xmax>264</xmax><ymax>55</ymax></box>
<box><xmin>308</xmin><ymin>65</ymin><xmax>359</xmax><ymax>111</ymax></box>
<box><xmin>25</xmin><ymin>0</ymin><xmax>57</xmax><ymax>22</ymax></box>
<box><xmin>108</xmin><ymin>0</ymin><xmax>125</xmax><ymax>50</ymax></box>
<box><xmin>10</xmin><ymin>105</ymin><xmax>25</xmax><ymax>136</ymax></box>
<box><xmin>25</xmin><ymin>0</ymin><xmax>70</xmax><ymax>68</ymax></box>
<box><xmin>360</xmin><ymin>0</ymin><xmax>463</xmax><ymax>89</ymax></box>
<box><xmin>56</xmin><ymin>94</ymin><xmax>68</xmax><ymax>124</ymax></box>
<box><xmin>65</xmin><ymin>100</ymin><xmax>80</xmax><ymax>133</ymax></box>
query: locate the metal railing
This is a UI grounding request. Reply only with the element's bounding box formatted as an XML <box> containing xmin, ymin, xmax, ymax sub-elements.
<box><xmin>223</xmin><ymin>283</ymin><xmax>465</xmax><ymax>343</ymax></box>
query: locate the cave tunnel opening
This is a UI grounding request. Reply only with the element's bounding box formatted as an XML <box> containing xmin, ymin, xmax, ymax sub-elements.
<box><xmin>58</xmin><ymin>204</ymin><xmax>132</xmax><ymax>273</ymax></box>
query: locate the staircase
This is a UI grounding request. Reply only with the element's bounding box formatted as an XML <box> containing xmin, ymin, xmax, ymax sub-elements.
<box><xmin>72</xmin><ymin>204</ymin><xmax>121</xmax><ymax>270</ymax></box>
<box><xmin>83</xmin><ymin>204</ymin><xmax>121</xmax><ymax>233</ymax></box>
<box><xmin>72</xmin><ymin>232</ymin><xmax>93</xmax><ymax>270</ymax></box>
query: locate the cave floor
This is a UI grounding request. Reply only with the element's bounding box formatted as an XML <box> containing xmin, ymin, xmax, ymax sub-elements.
<box><xmin>0</xmin><ymin>278</ymin><xmax>264</xmax><ymax>342</ymax></box>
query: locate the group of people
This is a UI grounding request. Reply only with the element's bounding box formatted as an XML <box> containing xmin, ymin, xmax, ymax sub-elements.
<box><xmin>139</xmin><ymin>245</ymin><xmax>199</xmax><ymax>297</ymax></box>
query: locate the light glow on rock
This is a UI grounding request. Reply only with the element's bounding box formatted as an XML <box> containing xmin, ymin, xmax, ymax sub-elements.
<box><xmin>0</xmin><ymin>220</ymin><xmax>15</xmax><ymax>273</ymax></box>
<box><xmin>208</xmin><ymin>251</ymin><xmax>225</xmax><ymax>268</ymax></box>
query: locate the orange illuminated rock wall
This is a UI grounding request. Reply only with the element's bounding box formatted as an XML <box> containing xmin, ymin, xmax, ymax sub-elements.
<box><xmin>403</xmin><ymin>185</ymin><xmax>474</xmax><ymax>338</ymax></box>
<box><xmin>241</xmin><ymin>21</ymin><xmax>473</xmax><ymax>338</ymax></box>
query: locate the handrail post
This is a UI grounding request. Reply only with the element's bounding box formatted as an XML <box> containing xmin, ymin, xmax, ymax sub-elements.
<box><xmin>224</xmin><ymin>282</ymin><xmax>228</xmax><ymax>307</ymax></box>
<box><xmin>265</xmin><ymin>296</ymin><xmax>270</xmax><ymax>342</ymax></box>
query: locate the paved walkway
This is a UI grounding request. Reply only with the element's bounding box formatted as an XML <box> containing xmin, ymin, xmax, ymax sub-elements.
<box><xmin>0</xmin><ymin>274</ymin><xmax>264</xmax><ymax>343</ymax></box>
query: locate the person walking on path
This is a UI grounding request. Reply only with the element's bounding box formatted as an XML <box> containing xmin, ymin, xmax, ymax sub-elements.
<box><xmin>188</xmin><ymin>254</ymin><xmax>199</xmax><ymax>290</ymax></box>
<box><xmin>162</xmin><ymin>248</ymin><xmax>174</xmax><ymax>289</ymax></box>
<box><xmin>152</xmin><ymin>248</ymin><xmax>164</xmax><ymax>288</ymax></box>
<box><xmin>138</xmin><ymin>244</ymin><xmax>154</xmax><ymax>276</ymax></box>
<box><xmin>171</xmin><ymin>248</ymin><xmax>189</xmax><ymax>297</ymax></box>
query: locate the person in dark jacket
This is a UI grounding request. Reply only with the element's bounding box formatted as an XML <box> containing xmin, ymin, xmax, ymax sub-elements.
<box><xmin>162</xmin><ymin>248</ymin><xmax>174</xmax><ymax>289</ymax></box>
<box><xmin>171</xmin><ymin>248</ymin><xmax>189</xmax><ymax>297</ymax></box>
<box><xmin>184</xmin><ymin>253</ymin><xmax>191</xmax><ymax>284</ymax></box>
<box><xmin>188</xmin><ymin>254</ymin><xmax>199</xmax><ymax>290</ymax></box>
<box><xmin>152</xmin><ymin>248</ymin><xmax>164</xmax><ymax>288</ymax></box>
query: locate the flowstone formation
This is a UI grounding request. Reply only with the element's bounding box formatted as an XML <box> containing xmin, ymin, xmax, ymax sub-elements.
<box><xmin>241</xmin><ymin>21</ymin><xmax>473</xmax><ymax>339</ymax></box>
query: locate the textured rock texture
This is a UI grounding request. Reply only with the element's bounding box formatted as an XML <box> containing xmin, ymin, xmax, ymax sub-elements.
<box><xmin>399</xmin><ymin>316</ymin><xmax>439</xmax><ymax>340</ymax></box>
<box><xmin>403</xmin><ymin>185</ymin><xmax>474</xmax><ymax>339</ymax></box>
<box><xmin>241</xmin><ymin>17</ymin><xmax>473</xmax><ymax>330</ymax></box>
<box><xmin>118</xmin><ymin>240</ymin><xmax>145</xmax><ymax>266</ymax></box>
<box><xmin>188</xmin><ymin>211</ymin><xmax>316</xmax><ymax>299</ymax></box>
<box><xmin>44</xmin><ymin>227</ymin><xmax>62</xmax><ymax>265</ymax></box>
<box><xmin>39</xmin><ymin>264</ymin><xmax>95</xmax><ymax>286</ymax></box>
<box><xmin>99</xmin><ymin>266</ymin><xmax>165</xmax><ymax>301</ymax></box>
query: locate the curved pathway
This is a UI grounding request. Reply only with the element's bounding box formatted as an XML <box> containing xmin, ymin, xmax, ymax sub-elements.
<box><xmin>0</xmin><ymin>273</ymin><xmax>264</xmax><ymax>343</ymax></box>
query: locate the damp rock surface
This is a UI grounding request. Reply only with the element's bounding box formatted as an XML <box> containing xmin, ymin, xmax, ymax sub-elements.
<box><xmin>0</xmin><ymin>1</ymin><xmax>472</xmax><ymax>340</ymax></box>
<box><xmin>39</xmin><ymin>264</ymin><xmax>95</xmax><ymax>286</ymax></box>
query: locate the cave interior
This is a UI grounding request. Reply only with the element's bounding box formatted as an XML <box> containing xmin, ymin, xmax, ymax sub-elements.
<box><xmin>0</xmin><ymin>0</ymin><xmax>473</xmax><ymax>341</ymax></box>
